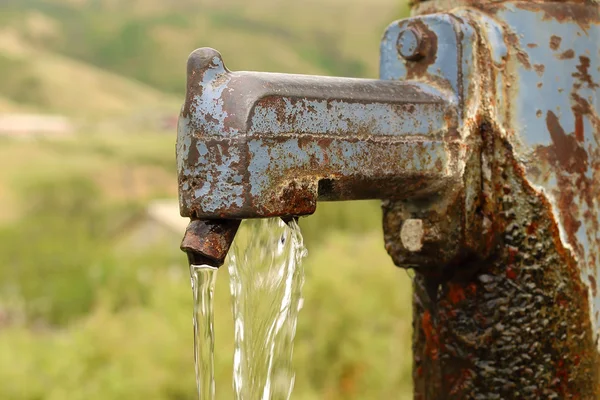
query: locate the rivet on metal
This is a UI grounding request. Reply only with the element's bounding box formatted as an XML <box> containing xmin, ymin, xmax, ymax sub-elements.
<box><xmin>397</xmin><ymin>27</ymin><xmax>425</xmax><ymax>61</ymax></box>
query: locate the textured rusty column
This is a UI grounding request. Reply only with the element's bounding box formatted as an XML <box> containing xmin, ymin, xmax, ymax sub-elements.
<box><xmin>383</xmin><ymin>1</ymin><xmax>600</xmax><ymax>398</ymax></box>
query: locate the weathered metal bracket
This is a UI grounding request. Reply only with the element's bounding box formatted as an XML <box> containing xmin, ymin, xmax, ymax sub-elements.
<box><xmin>380</xmin><ymin>13</ymin><xmax>493</xmax><ymax>273</ymax></box>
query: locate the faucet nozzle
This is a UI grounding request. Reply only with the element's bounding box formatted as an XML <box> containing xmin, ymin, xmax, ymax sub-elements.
<box><xmin>180</xmin><ymin>219</ymin><xmax>241</xmax><ymax>268</ymax></box>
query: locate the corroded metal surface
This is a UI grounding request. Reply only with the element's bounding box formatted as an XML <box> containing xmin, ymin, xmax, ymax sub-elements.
<box><xmin>412</xmin><ymin>0</ymin><xmax>600</xmax><ymax>15</ymax></box>
<box><xmin>176</xmin><ymin>0</ymin><xmax>600</xmax><ymax>397</ymax></box>
<box><xmin>378</xmin><ymin>1</ymin><xmax>600</xmax><ymax>398</ymax></box>
<box><xmin>409</xmin><ymin>128</ymin><xmax>600</xmax><ymax>399</ymax></box>
<box><xmin>180</xmin><ymin>219</ymin><xmax>240</xmax><ymax>267</ymax></box>
<box><xmin>178</xmin><ymin>48</ymin><xmax>461</xmax><ymax>220</ymax></box>
<box><xmin>482</xmin><ymin>1</ymin><xmax>600</xmax><ymax>336</ymax></box>
<box><xmin>381</xmin><ymin>13</ymin><xmax>494</xmax><ymax>277</ymax></box>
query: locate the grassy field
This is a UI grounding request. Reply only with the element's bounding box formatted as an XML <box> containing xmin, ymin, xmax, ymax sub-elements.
<box><xmin>0</xmin><ymin>0</ymin><xmax>408</xmax><ymax>117</ymax></box>
<box><xmin>0</xmin><ymin>132</ymin><xmax>413</xmax><ymax>399</ymax></box>
<box><xmin>0</xmin><ymin>0</ymin><xmax>415</xmax><ymax>398</ymax></box>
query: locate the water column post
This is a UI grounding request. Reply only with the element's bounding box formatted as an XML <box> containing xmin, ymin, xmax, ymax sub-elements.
<box><xmin>380</xmin><ymin>1</ymin><xmax>600</xmax><ymax>398</ymax></box>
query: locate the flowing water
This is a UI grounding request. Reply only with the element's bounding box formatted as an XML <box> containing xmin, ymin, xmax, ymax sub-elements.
<box><xmin>190</xmin><ymin>264</ymin><xmax>218</xmax><ymax>400</ymax></box>
<box><xmin>228</xmin><ymin>218</ymin><xmax>307</xmax><ymax>400</ymax></box>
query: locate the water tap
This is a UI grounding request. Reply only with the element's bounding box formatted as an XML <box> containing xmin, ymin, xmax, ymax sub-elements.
<box><xmin>177</xmin><ymin>41</ymin><xmax>487</xmax><ymax>273</ymax></box>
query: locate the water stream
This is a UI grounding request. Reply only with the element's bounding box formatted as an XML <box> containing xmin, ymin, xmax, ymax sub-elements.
<box><xmin>228</xmin><ymin>218</ymin><xmax>307</xmax><ymax>400</ymax></box>
<box><xmin>189</xmin><ymin>218</ymin><xmax>306</xmax><ymax>400</ymax></box>
<box><xmin>190</xmin><ymin>264</ymin><xmax>218</xmax><ymax>400</ymax></box>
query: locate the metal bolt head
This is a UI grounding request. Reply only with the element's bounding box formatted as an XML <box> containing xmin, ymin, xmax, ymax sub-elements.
<box><xmin>397</xmin><ymin>27</ymin><xmax>425</xmax><ymax>61</ymax></box>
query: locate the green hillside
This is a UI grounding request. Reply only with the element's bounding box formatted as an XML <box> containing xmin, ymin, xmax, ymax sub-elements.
<box><xmin>0</xmin><ymin>1</ymin><xmax>415</xmax><ymax>398</ymax></box>
<box><xmin>0</xmin><ymin>28</ymin><xmax>177</xmax><ymax>117</ymax></box>
<box><xmin>0</xmin><ymin>0</ymin><xmax>407</xmax><ymax>116</ymax></box>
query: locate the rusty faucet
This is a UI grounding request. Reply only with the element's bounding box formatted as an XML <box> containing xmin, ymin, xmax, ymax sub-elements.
<box><xmin>177</xmin><ymin>1</ymin><xmax>600</xmax><ymax>397</ymax></box>
<box><xmin>178</xmin><ymin>47</ymin><xmax>468</xmax><ymax>268</ymax></box>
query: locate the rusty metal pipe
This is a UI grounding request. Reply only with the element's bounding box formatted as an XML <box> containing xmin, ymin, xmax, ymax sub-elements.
<box><xmin>177</xmin><ymin>47</ymin><xmax>461</xmax><ymax>221</ymax></box>
<box><xmin>180</xmin><ymin>218</ymin><xmax>240</xmax><ymax>268</ymax></box>
<box><xmin>389</xmin><ymin>1</ymin><xmax>600</xmax><ymax>398</ymax></box>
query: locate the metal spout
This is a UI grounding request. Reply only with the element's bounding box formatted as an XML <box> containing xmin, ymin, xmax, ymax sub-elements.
<box><xmin>180</xmin><ymin>219</ymin><xmax>241</xmax><ymax>268</ymax></box>
<box><xmin>177</xmin><ymin>47</ymin><xmax>461</xmax><ymax>221</ymax></box>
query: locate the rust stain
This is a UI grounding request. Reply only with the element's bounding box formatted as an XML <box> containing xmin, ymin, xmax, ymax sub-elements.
<box><xmin>505</xmin><ymin>265</ymin><xmax>517</xmax><ymax>280</ymax></box>
<box><xmin>421</xmin><ymin>309</ymin><xmax>440</xmax><ymax>361</ymax></box>
<box><xmin>533</xmin><ymin>111</ymin><xmax>591</xmax><ymax>254</ymax></box>
<box><xmin>187</xmin><ymin>139</ymin><xmax>200</xmax><ymax>166</ymax></box>
<box><xmin>558</xmin><ymin>49</ymin><xmax>576</xmax><ymax>60</ymax></box>
<box><xmin>412</xmin><ymin>131</ymin><xmax>600</xmax><ymax>399</ymax></box>
<box><xmin>516</xmin><ymin>2</ymin><xmax>600</xmax><ymax>32</ymax></box>
<box><xmin>575</xmin><ymin>113</ymin><xmax>585</xmax><ymax>142</ymax></box>
<box><xmin>526</xmin><ymin>221</ymin><xmax>539</xmax><ymax>235</ymax></box>
<box><xmin>412</xmin><ymin>0</ymin><xmax>600</xmax><ymax>37</ymax></box>
<box><xmin>414</xmin><ymin>0</ymin><xmax>599</xmax><ymax>29</ymax></box>
<box><xmin>589</xmin><ymin>274</ymin><xmax>597</xmax><ymax>297</ymax></box>
<box><xmin>573</xmin><ymin>56</ymin><xmax>600</xmax><ymax>89</ymax></box>
<box><xmin>534</xmin><ymin>63</ymin><xmax>545</xmax><ymax>77</ymax></box>
<box><xmin>544</xmin><ymin>111</ymin><xmax>588</xmax><ymax>174</ymax></box>
<box><xmin>570</xmin><ymin>92</ymin><xmax>600</xmax><ymax>276</ymax></box>
<box><xmin>506</xmin><ymin>32</ymin><xmax>532</xmax><ymax>69</ymax></box>
<box><xmin>550</xmin><ymin>35</ymin><xmax>562</xmax><ymax>51</ymax></box>
<box><xmin>447</xmin><ymin>283</ymin><xmax>466</xmax><ymax>304</ymax></box>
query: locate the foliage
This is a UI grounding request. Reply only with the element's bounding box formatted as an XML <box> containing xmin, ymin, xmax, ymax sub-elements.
<box><xmin>0</xmin><ymin>177</ymin><xmax>413</xmax><ymax>398</ymax></box>
<box><xmin>0</xmin><ymin>54</ymin><xmax>46</xmax><ymax>107</ymax></box>
<box><xmin>0</xmin><ymin>0</ymin><xmax>405</xmax><ymax>108</ymax></box>
<box><xmin>0</xmin><ymin>177</ymin><xmax>148</xmax><ymax>325</ymax></box>
<box><xmin>0</xmin><ymin>0</ymin><xmax>415</xmax><ymax>397</ymax></box>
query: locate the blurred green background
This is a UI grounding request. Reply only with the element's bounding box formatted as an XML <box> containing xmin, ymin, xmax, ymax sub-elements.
<box><xmin>0</xmin><ymin>0</ymin><xmax>414</xmax><ymax>398</ymax></box>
